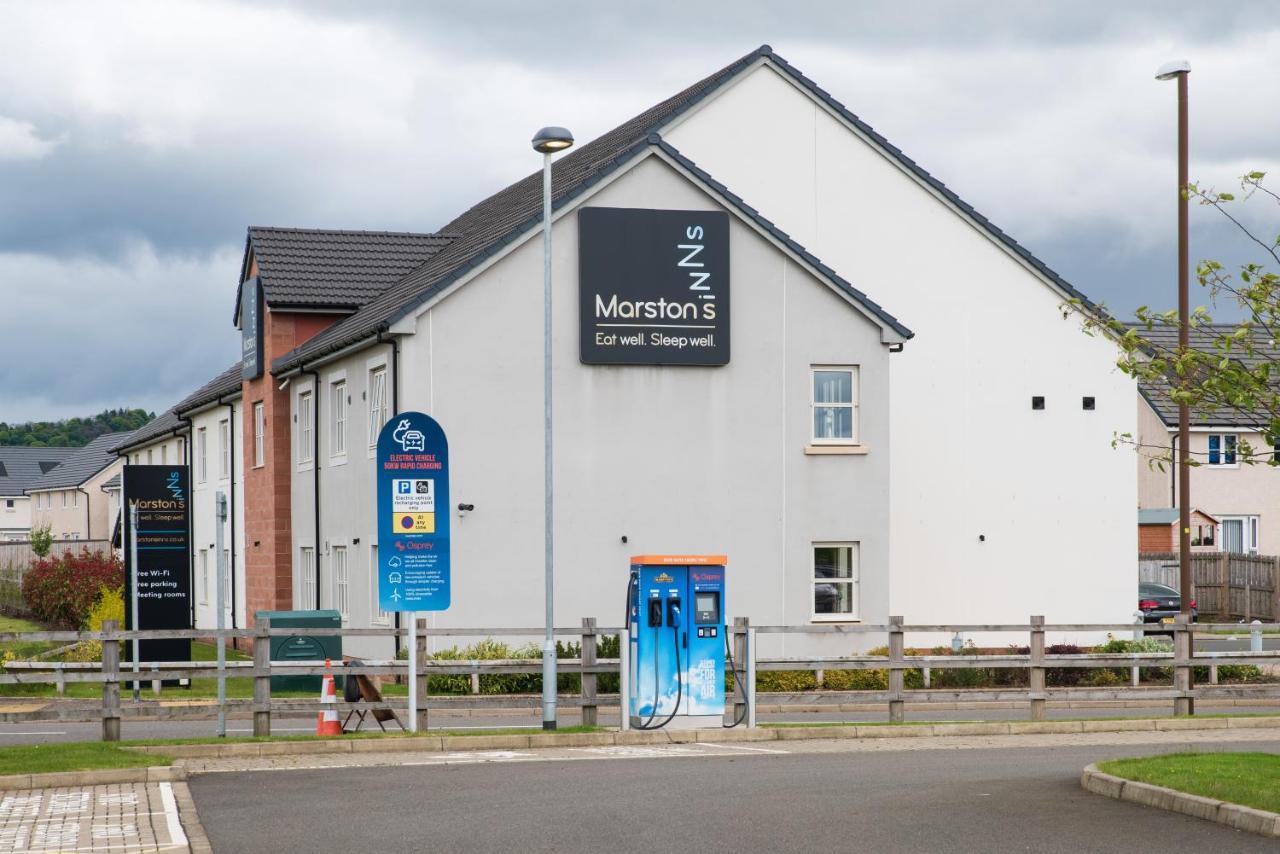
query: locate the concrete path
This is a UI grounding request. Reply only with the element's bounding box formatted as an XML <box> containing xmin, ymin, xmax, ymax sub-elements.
<box><xmin>0</xmin><ymin>781</ymin><xmax>190</xmax><ymax>853</ymax></box>
<box><xmin>187</xmin><ymin>729</ymin><xmax>1280</xmax><ymax>853</ymax></box>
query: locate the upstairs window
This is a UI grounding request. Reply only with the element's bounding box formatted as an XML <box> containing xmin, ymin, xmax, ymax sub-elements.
<box><xmin>368</xmin><ymin>368</ymin><xmax>388</xmax><ymax>447</ymax></box>
<box><xmin>253</xmin><ymin>402</ymin><xmax>265</xmax><ymax>468</ymax></box>
<box><xmin>811</xmin><ymin>366</ymin><xmax>859</xmax><ymax>444</ymax></box>
<box><xmin>1208</xmin><ymin>434</ymin><xmax>1237</xmax><ymax>466</ymax></box>
<box><xmin>331</xmin><ymin>380</ymin><xmax>347</xmax><ymax>458</ymax></box>
<box><xmin>298</xmin><ymin>390</ymin><xmax>313</xmax><ymax>464</ymax></box>
<box><xmin>196</xmin><ymin>428</ymin><xmax>208</xmax><ymax>483</ymax></box>
<box><xmin>218</xmin><ymin>419</ymin><xmax>230</xmax><ymax>481</ymax></box>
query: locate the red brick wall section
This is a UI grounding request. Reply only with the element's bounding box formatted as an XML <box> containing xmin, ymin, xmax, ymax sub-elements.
<box><xmin>241</xmin><ymin>303</ymin><xmax>345</xmax><ymax>626</ymax></box>
<box><xmin>1138</xmin><ymin>524</ymin><xmax>1174</xmax><ymax>554</ymax></box>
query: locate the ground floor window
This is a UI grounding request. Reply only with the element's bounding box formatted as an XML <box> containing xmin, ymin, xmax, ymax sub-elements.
<box><xmin>1218</xmin><ymin>516</ymin><xmax>1259</xmax><ymax>554</ymax></box>
<box><xmin>370</xmin><ymin>544</ymin><xmax>391</xmax><ymax>625</ymax></box>
<box><xmin>198</xmin><ymin>550</ymin><xmax>209</xmax><ymax>606</ymax></box>
<box><xmin>299</xmin><ymin>547</ymin><xmax>316</xmax><ymax>609</ymax></box>
<box><xmin>812</xmin><ymin>543</ymin><xmax>859</xmax><ymax>620</ymax></box>
<box><xmin>333</xmin><ymin>545</ymin><xmax>349</xmax><ymax>620</ymax></box>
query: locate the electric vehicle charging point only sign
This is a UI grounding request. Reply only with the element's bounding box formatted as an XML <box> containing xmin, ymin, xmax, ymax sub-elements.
<box><xmin>377</xmin><ymin>413</ymin><xmax>450</xmax><ymax>611</ymax></box>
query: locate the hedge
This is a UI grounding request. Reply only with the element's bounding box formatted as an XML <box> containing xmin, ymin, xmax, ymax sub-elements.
<box><xmin>20</xmin><ymin>549</ymin><xmax>124</xmax><ymax>628</ymax></box>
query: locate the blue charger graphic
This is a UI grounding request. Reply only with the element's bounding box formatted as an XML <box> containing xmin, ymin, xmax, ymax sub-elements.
<box><xmin>626</xmin><ymin>556</ymin><xmax>730</xmax><ymax>729</ymax></box>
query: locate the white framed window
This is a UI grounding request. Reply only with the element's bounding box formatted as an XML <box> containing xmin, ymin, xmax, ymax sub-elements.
<box><xmin>198</xmin><ymin>549</ymin><xmax>209</xmax><ymax>606</ymax></box>
<box><xmin>811</xmin><ymin>366</ymin><xmax>859</xmax><ymax>444</ymax></box>
<box><xmin>72</xmin><ymin>491</ymin><xmax>78</xmax><ymax>508</ymax></box>
<box><xmin>196</xmin><ymin>427</ymin><xmax>208</xmax><ymax>483</ymax></box>
<box><xmin>223</xmin><ymin>548</ymin><xmax>232</xmax><ymax>608</ymax></box>
<box><xmin>1218</xmin><ymin>515</ymin><xmax>1260</xmax><ymax>555</ymax></box>
<box><xmin>370</xmin><ymin>544</ymin><xmax>391</xmax><ymax>625</ymax></box>
<box><xmin>298</xmin><ymin>389</ymin><xmax>314</xmax><ymax>465</ymax></box>
<box><xmin>299</xmin><ymin>547</ymin><xmax>316</xmax><ymax>609</ymax></box>
<box><xmin>147</xmin><ymin>449</ymin><xmax>153</xmax><ymax>464</ymax></box>
<box><xmin>253</xmin><ymin>402</ymin><xmax>265</xmax><ymax>468</ymax></box>
<box><xmin>161</xmin><ymin>445</ymin><xmax>167</xmax><ymax>464</ymax></box>
<box><xmin>218</xmin><ymin>419</ymin><xmax>230</xmax><ymax>481</ymax></box>
<box><xmin>333</xmin><ymin>545</ymin><xmax>349</xmax><ymax>620</ymax></box>
<box><xmin>1207</xmin><ymin>434</ymin><xmax>1238</xmax><ymax>466</ymax></box>
<box><xmin>368</xmin><ymin>367</ymin><xmax>388</xmax><ymax>448</ymax></box>
<box><xmin>330</xmin><ymin>380</ymin><xmax>347</xmax><ymax>458</ymax></box>
<box><xmin>61</xmin><ymin>491</ymin><xmax>68</xmax><ymax>508</ymax></box>
<box><xmin>812</xmin><ymin>543</ymin><xmax>860</xmax><ymax>621</ymax></box>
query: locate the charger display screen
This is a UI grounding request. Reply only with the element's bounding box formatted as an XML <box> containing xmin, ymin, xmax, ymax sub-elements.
<box><xmin>694</xmin><ymin>592</ymin><xmax>720</xmax><ymax>625</ymax></box>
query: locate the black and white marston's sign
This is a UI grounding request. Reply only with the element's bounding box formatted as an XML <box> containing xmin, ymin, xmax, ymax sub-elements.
<box><xmin>241</xmin><ymin>276</ymin><xmax>263</xmax><ymax>381</ymax></box>
<box><xmin>579</xmin><ymin>207</ymin><xmax>730</xmax><ymax>365</ymax></box>
<box><xmin>123</xmin><ymin>465</ymin><xmax>192</xmax><ymax>663</ymax></box>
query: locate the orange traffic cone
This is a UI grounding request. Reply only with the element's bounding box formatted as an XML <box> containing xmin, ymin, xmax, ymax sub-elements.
<box><xmin>316</xmin><ymin>659</ymin><xmax>342</xmax><ymax>736</ymax></box>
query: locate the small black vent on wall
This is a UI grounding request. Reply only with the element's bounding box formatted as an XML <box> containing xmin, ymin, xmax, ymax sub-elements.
<box><xmin>1031</xmin><ymin>396</ymin><xmax>1045</xmax><ymax>410</ymax></box>
<box><xmin>1083</xmin><ymin>396</ymin><xmax>1096</xmax><ymax>411</ymax></box>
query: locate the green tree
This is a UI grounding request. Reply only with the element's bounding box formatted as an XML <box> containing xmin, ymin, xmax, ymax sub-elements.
<box><xmin>0</xmin><ymin>408</ymin><xmax>154</xmax><ymax>448</ymax></box>
<box><xmin>1083</xmin><ymin>171</ymin><xmax>1278</xmax><ymax>467</ymax></box>
<box><xmin>29</xmin><ymin>522</ymin><xmax>53</xmax><ymax>558</ymax></box>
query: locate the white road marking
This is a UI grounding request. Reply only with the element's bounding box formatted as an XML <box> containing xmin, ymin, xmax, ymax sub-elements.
<box><xmin>158</xmin><ymin>781</ymin><xmax>188</xmax><ymax>848</ymax></box>
<box><xmin>0</xmin><ymin>730</ymin><xmax>67</xmax><ymax>736</ymax></box>
<box><xmin>697</xmin><ymin>742</ymin><xmax>790</xmax><ymax>754</ymax></box>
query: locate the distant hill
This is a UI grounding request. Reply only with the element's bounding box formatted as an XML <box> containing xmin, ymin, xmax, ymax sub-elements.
<box><xmin>0</xmin><ymin>409</ymin><xmax>155</xmax><ymax>448</ymax></box>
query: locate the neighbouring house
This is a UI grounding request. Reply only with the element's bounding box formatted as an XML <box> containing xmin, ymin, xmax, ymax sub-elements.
<box><xmin>25</xmin><ymin>433</ymin><xmax>131</xmax><ymax>542</ymax></box>
<box><xmin>1135</xmin><ymin>324</ymin><xmax>1280</xmax><ymax>555</ymax></box>
<box><xmin>0</xmin><ymin>447</ymin><xmax>77</xmax><ymax>540</ymax></box>
<box><xmin>1137</xmin><ymin>507</ymin><xmax>1219</xmax><ymax>554</ymax></box>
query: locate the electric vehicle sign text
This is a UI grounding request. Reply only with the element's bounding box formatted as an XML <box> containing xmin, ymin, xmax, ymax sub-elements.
<box><xmin>376</xmin><ymin>413</ymin><xmax>450</xmax><ymax>612</ymax></box>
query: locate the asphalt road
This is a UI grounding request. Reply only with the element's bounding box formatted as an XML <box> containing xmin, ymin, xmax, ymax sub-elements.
<box><xmin>5</xmin><ymin>702</ymin><xmax>1277</xmax><ymax>744</ymax></box>
<box><xmin>189</xmin><ymin>737</ymin><xmax>1280</xmax><ymax>853</ymax></box>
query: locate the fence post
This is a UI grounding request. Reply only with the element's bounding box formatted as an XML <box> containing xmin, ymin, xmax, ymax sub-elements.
<box><xmin>101</xmin><ymin>619</ymin><xmax>120</xmax><ymax>742</ymax></box>
<box><xmin>1244</xmin><ymin>561</ymin><xmax>1252</xmax><ymax>623</ymax></box>
<box><xmin>746</xmin><ymin>621</ymin><xmax>757</xmax><ymax>729</ymax></box>
<box><xmin>253</xmin><ymin>619</ymin><xmax>271</xmax><ymax>737</ymax></box>
<box><xmin>888</xmin><ymin>615</ymin><xmax>904</xmax><ymax>724</ymax></box>
<box><xmin>580</xmin><ymin>617</ymin><xmax>598</xmax><ymax>727</ymax></box>
<box><xmin>1029</xmin><ymin>615</ymin><xmax>1045</xmax><ymax>722</ymax></box>
<box><xmin>1173</xmin><ymin>613</ymin><xmax>1193</xmax><ymax>716</ymax></box>
<box><xmin>732</xmin><ymin>617</ymin><xmax>748</xmax><ymax>726</ymax></box>
<box><xmin>415</xmin><ymin>618</ymin><xmax>429</xmax><ymax>732</ymax></box>
<box><xmin>1219</xmin><ymin>553</ymin><xmax>1229</xmax><ymax>620</ymax></box>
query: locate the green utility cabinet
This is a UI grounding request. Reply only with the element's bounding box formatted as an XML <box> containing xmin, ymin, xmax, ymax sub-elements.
<box><xmin>255</xmin><ymin>609</ymin><xmax>342</xmax><ymax>693</ymax></box>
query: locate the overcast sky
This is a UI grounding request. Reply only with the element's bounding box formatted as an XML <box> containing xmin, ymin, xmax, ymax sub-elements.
<box><xmin>1</xmin><ymin>1</ymin><xmax>1276</xmax><ymax>422</ymax></box>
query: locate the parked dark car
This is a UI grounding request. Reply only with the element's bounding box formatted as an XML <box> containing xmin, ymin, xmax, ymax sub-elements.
<box><xmin>1139</xmin><ymin>582</ymin><xmax>1197</xmax><ymax>624</ymax></box>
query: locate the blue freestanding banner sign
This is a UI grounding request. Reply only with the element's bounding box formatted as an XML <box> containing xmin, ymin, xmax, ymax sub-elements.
<box><xmin>376</xmin><ymin>413</ymin><xmax>450</xmax><ymax>612</ymax></box>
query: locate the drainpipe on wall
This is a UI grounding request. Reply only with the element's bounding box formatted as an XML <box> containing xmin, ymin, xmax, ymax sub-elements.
<box><xmin>177</xmin><ymin>417</ymin><xmax>194</xmax><ymax>629</ymax></box>
<box><xmin>303</xmin><ymin>368</ymin><xmax>322</xmax><ymax>611</ymax></box>
<box><xmin>223</xmin><ymin>400</ymin><xmax>239</xmax><ymax>642</ymax></box>
<box><xmin>378</xmin><ymin>330</ymin><xmax>401</xmax><ymax>655</ymax></box>
<box><xmin>78</xmin><ymin>487</ymin><xmax>91</xmax><ymax>541</ymax></box>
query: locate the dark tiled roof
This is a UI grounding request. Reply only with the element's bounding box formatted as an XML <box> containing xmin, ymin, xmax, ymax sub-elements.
<box><xmin>111</xmin><ymin>361</ymin><xmax>244</xmax><ymax>454</ymax></box>
<box><xmin>1133</xmin><ymin>323</ymin><xmax>1278</xmax><ymax>427</ymax></box>
<box><xmin>0</xmin><ymin>447</ymin><xmax>78</xmax><ymax>497</ymax></box>
<box><xmin>26</xmin><ymin>433</ymin><xmax>129</xmax><ymax>491</ymax></box>
<box><xmin>244</xmin><ymin>227</ymin><xmax>455</xmax><ymax>314</ymax></box>
<box><xmin>101</xmin><ymin>473</ymin><xmax>121</xmax><ymax>490</ymax></box>
<box><xmin>271</xmin><ymin>43</ymin><xmax>1099</xmax><ymax>372</ymax></box>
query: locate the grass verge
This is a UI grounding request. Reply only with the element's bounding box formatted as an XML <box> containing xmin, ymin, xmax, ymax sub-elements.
<box><xmin>0</xmin><ymin>742</ymin><xmax>171</xmax><ymax>776</ymax></box>
<box><xmin>1098</xmin><ymin>752</ymin><xmax>1280</xmax><ymax>813</ymax></box>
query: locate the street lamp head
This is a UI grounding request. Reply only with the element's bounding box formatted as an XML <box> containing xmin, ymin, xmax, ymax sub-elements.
<box><xmin>532</xmin><ymin>126</ymin><xmax>574</xmax><ymax>154</ymax></box>
<box><xmin>1155</xmin><ymin>60</ymin><xmax>1191</xmax><ymax>81</ymax></box>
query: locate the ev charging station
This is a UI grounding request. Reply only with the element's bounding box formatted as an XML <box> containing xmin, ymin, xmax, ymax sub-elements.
<box><xmin>627</xmin><ymin>555</ymin><xmax>737</xmax><ymax>730</ymax></box>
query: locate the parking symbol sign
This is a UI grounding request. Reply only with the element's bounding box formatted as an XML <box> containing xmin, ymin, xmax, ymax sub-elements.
<box><xmin>397</xmin><ymin>481</ymin><xmax>411</xmax><ymax>495</ymax></box>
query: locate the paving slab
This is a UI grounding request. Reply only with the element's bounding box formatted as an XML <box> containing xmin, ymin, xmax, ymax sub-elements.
<box><xmin>0</xmin><ymin>780</ymin><xmax>192</xmax><ymax>852</ymax></box>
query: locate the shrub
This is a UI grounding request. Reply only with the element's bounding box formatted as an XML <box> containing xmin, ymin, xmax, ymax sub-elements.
<box><xmin>821</xmin><ymin>668</ymin><xmax>886</xmax><ymax>691</ymax></box>
<box><xmin>395</xmin><ymin>636</ymin><xmax>623</xmax><ymax>695</ymax></box>
<box><xmin>1045</xmin><ymin>644</ymin><xmax>1086</xmax><ymax>687</ymax></box>
<box><xmin>21</xmin><ymin>549</ymin><xmax>124</xmax><ymax>628</ymax></box>
<box><xmin>756</xmin><ymin>670</ymin><xmax>818</xmax><ymax>692</ymax></box>
<box><xmin>65</xmin><ymin>585</ymin><xmax>125</xmax><ymax>663</ymax></box>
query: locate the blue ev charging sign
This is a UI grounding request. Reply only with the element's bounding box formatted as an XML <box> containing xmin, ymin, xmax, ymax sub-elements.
<box><xmin>376</xmin><ymin>412</ymin><xmax>451</xmax><ymax>612</ymax></box>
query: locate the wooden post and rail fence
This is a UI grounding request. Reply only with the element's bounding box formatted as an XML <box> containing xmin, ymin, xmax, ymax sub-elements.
<box><xmin>0</xmin><ymin>615</ymin><xmax>1277</xmax><ymax>742</ymax></box>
